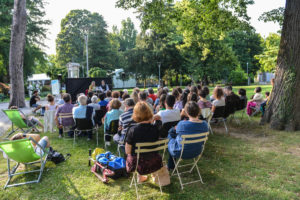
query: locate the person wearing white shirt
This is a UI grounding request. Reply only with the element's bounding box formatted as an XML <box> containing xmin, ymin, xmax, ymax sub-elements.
<box><xmin>155</xmin><ymin>95</ymin><xmax>181</xmax><ymax>124</ymax></box>
<box><xmin>99</xmin><ymin>80</ymin><xmax>109</xmax><ymax>93</ymax></box>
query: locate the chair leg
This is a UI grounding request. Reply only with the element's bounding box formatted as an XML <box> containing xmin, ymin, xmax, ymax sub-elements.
<box><xmin>172</xmin><ymin>158</ymin><xmax>184</xmax><ymax>190</ymax></box>
<box><xmin>223</xmin><ymin>119</ymin><xmax>228</xmax><ymax>134</ymax></box>
<box><xmin>96</xmin><ymin>129</ymin><xmax>99</xmax><ymax>147</ymax></box>
<box><xmin>208</xmin><ymin>123</ymin><xmax>213</xmax><ymax>135</ymax></box>
<box><xmin>195</xmin><ymin>164</ymin><xmax>204</xmax><ymax>184</ymax></box>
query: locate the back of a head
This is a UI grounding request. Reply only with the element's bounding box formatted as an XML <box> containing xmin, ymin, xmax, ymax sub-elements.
<box><xmin>238</xmin><ymin>88</ymin><xmax>246</xmax><ymax>96</ymax></box>
<box><xmin>112</xmin><ymin>91</ymin><xmax>120</xmax><ymax>99</ymax></box>
<box><xmin>33</xmin><ymin>90</ymin><xmax>38</xmax><ymax>95</ymax></box>
<box><xmin>98</xmin><ymin>93</ymin><xmax>106</xmax><ymax>101</ymax></box>
<box><xmin>255</xmin><ymin>87</ymin><xmax>262</xmax><ymax>93</ymax></box>
<box><xmin>172</xmin><ymin>89</ymin><xmax>180</xmax><ymax>99</ymax></box>
<box><xmin>185</xmin><ymin>101</ymin><xmax>200</xmax><ymax>118</ymax></box>
<box><xmin>124</xmin><ymin>98</ymin><xmax>135</xmax><ymax>107</ymax></box>
<box><xmin>191</xmin><ymin>86</ymin><xmax>198</xmax><ymax>94</ymax></box>
<box><xmin>119</xmin><ymin>90</ymin><xmax>124</xmax><ymax>98</ymax></box>
<box><xmin>88</xmin><ymin>91</ymin><xmax>94</xmax><ymax>98</ymax></box>
<box><xmin>265</xmin><ymin>91</ymin><xmax>270</xmax><ymax>96</ymax></box>
<box><xmin>148</xmin><ymin>87</ymin><xmax>154</xmax><ymax>94</ymax></box>
<box><xmin>139</xmin><ymin>91</ymin><xmax>148</xmax><ymax>101</ymax></box>
<box><xmin>163</xmin><ymin>87</ymin><xmax>169</xmax><ymax>93</ymax></box>
<box><xmin>131</xmin><ymin>91</ymin><xmax>139</xmax><ymax>103</ymax></box>
<box><xmin>106</xmin><ymin>90</ymin><xmax>112</xmax><ymax>97</ymax></box>
<box><xmin>63</xmin><ymin>93</ymin><xmax>71</xmax><ymax>103</ymax></box>
<box><xmin>91</xmin><ymin>95</ymin><xmax>98</xmax><ymax>103</ymax></box>
<box><xmin>166</xmin><ymin>95</ymin><xmax>176</xmax><ymax>108</ymax></box>
<box><xmin>47</xmin><ymin>94</ymin><xmax>54</xmax><ymax>102</ymax></box>
<box><xmin>197</xmin><ymin>84</ymin><xmax>202</xmax><ymax>91</ymax></box>
<box><xmin>78</xmin><ymin>95</ymin><xmax>87</xmax><ymax>105</ymax></box>
<box><xmin>176</xmin><ymin>87</ymin><xmax>183</xmax><ymax>94</ymax></box>
<box><xmin>213</xmin><ymin>88</ymin><xmax>224</xmax><ymax>100</ymax></box>
<box><xmin>188</xmin><ymin>92</ymin><xmax>198</xmax><ymax>102</ymax></box>
<box><xmin>199</xmin><ymin>90</ymin><xmax>207</xmax><ymax>98</ymax></box>
<box><xmin>225</xmin><ymin>85</ymin><xmax>232</xmax><ymax>91</ymax></box>
<box><xmin>110</xmin><ymin>99</ymin><xmax>122</xmax><ymax>109</ymax></box>
<box><xmin>133</xmin><ymin>87</ymin><xmax>140</xmax><ymax>94</ymax></box>
<box><xmin>122</xmin><ymin>93</ymin><xmax>130</xmax><ymax>101</ymax></box>
<box><xmin>9</xmin><ymin>106</ymin><xmax>18</xmax><ymax>110</ymax></box>
<box><xmin>132</xmin><ymin>102</ymin><xmax>153</xmax><ymax>123</ymax></box>
<box><xmin>202</xmin><ymin>86</ymin><xmax>209</xmax><ymax>96</ymax></box>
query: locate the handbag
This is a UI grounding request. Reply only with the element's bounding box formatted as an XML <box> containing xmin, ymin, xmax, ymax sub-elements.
<box><xmin>47</xmin><ymin>147</ymin><xmax>71</xmax><ymax>164</ymax></box>
<box><xmin>152</xmin><ymin>165</ymin><xmax>171</xmax><ymax>186</ymax></box>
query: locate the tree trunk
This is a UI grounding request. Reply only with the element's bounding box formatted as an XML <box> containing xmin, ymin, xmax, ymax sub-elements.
<box><xmin>262</xmin><ymin>0</ymin><xmax>300</xmax><ymax>131</ymax></box>
<box><xmin>8</xmin><ymin>0</ymin><xmax>27</xmax><ymax>108</ymax></box>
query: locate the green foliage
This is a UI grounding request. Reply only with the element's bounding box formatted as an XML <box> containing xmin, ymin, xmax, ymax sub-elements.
<box><xmin>118</xmin><ymin>18</ymin><xmax>137</xmax><ymax>51</ymax></box>
<box><xmin>0</xmin><ymin>0</ymin><xmax>51</xmax><ymax>83</ymax></box>
<box><xmin>255</xmin><ymin>33</ymin><xmax>280</xmax><ymax>72</ymax></box>
<box><xmin>89</xmin><ymin>67</ymin><xmax>107</xmax><ymax>78</ymax></box>
<box><xmin>56</xmin><ymin>10</ymin><xmax>115</xmax><ymax>71</ymax></box>
<box><xmin>259</xmin><ymin>7</ymin><xmax>285</xmax><ymax>30</ymax></box>
<box><xmin>228</xmin><ymin>66</ymin><xmax>248</xmax><ymax>85</ymax></box>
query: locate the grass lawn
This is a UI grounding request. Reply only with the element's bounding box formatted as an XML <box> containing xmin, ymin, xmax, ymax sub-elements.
<box><xmin>0</xmin><ymin>113</ymin><xmax>299</xmax><ymax>200</ymax></box>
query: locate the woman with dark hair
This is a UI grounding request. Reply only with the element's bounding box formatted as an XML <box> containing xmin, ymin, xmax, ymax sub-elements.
<box><xmin>154</xmin><ymin>88</ymin><xmax>167</xmax><ymax>111</ymax></box>
<box><xmin>168</xmin><ymin>101</ymin><xmax>208</xmax><ymax>170</ymax></box>
<box><xmin>190</xmin><ymin>86</ymin><xmax>198</xmax><ymax>96</ymax></box>
<box><xmin>211</xmin><ymin>87</ymin><xmax>225</xmax><ymax>113</ymax></box>
<box><xmin>176</xmin><ymin>86</ymin><xmax>183</xmax><ymax>94</ymax></box>
<box><xmin>125</xmin><ymin>102</ymin><xmax>163</xmax><ymax>182</ymax></box>
<box><xmin>155</xmin><ymin>94</ymin><xmax>167</xmax><ymax>113</ymax></box>
<box><xmin>202</xmin><ymin>86</ymin><xmax>210</xmax><ymax>100</ymax></box>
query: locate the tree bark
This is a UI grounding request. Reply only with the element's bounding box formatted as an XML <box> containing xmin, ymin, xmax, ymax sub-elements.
<box><xmin>262</xmin><ymin>0</ymin><xmax>300</xmax><ymax>131</ymax></box>
<box><xmin>8</xmin><ymin>0</ymin><xmax>27</xmax><ymax>108</ymax></box>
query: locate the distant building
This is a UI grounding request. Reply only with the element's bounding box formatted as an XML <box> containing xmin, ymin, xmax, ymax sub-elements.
<box><xmin>112</xmin><ymin>69</ymin><xmax>136</xmax><ymax>88</ymax></box>
<box><xmin>28</xmin><ymin>73</ymin><xmax>51</xmax><ymax>86</ymax></box>
<box><xmin>67</xmin><ymin>62</ymin><xmax>80</xmax><ymax>78</ymax></box>
<box><xmin>256</xmin><ymin>72</ymin><xmax>275</xmax><ymax>84</ymax></box>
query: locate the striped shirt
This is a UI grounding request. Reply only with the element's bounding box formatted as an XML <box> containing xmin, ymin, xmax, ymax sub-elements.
<box><xmin>119</xmin><ymin>108</ymin><xmax>136</xmax><ymax>135</ymax></box>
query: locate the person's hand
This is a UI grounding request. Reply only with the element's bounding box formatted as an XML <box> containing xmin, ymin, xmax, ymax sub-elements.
<box><xmin>57</xmin><ymin>124</ymin><xmax>63</xmax><ymax>129</ymax></box>
<box><xmin>153</xmin><ymin>115</ymin><xmax>161</xmax><ymax>121</ymax></box>
<box><xmin>118</xmin><ymin>126</ymin><xmax>123</xmax><ymax>131</ymax></box>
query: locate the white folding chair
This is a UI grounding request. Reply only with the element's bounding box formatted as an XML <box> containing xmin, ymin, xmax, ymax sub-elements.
<box><xmin>44</xmin><ymin>110</ymin><xmax>56</xmax><ymax>133</ymax></box>
<box><xmin>171</xmin><ymin>132</ymin><xmax>209</xmax><ymax>190</ymax></box>
<box><xmin>130</xmin><ymin>139</ymin><xmax>169</xmax><ymax>200</ymax></box>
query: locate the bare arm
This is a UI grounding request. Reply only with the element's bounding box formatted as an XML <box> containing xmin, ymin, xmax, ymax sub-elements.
<box><xmin>125</xmin><ymin>143</ymin><xmax>132</xmax><ymax>155</ymax></box>
<box><xmin>211</xmin><ymin>105</ymin><xmax>216</xmax><ymax>113</ymax></box>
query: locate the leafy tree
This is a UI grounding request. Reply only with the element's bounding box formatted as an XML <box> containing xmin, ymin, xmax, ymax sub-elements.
<box><xmin>0</xmin><ymin>0</ymin><xmax>51</xmax><ymax>83</ymax></box>
<box><xmin>89</xmin><ymin>67</ymin><xmax>107</xmax><ymax>78</ymax></box>
<box><xmin>255</xmin><ymin>33</ymin><xmax>280</xmax><ymax>72</ymax></box>
<box><xmin>259</xmin><ymin>7</ymin><xmax>285</xmax><ymax>29</ymax></box>
<box><xmin>228</xmin><ymin>66</ymin><xmax>248</xmax><ymax>85</ymax></box>
<box><xmin>119</xmin><ymin>18</ymin><xmax>137</xmax><ymax>51</ymax></box>
<box><xmin>56</xmin><ymin>10</ymin><xmax>115</xmax><ymax>72</ymax></box>
<box><xmin>225</xmin><ymin>29</ymin><xmax>263</xmax><ymax>75</ymax></box>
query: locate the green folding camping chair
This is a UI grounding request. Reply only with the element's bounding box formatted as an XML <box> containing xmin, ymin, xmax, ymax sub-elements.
<box><xmin>0</xmin><ymin>137</ymin><xmax>48</xmax><ymax>189</ymax></box>
<box><xmin>2</xmin><ymin>109</ymin><xmax>40</xmax><ymax>138</ymax></box>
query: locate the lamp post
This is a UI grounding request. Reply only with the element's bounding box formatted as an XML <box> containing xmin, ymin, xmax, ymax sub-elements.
<box><xmin>84</xmin><ymin>34</ymin><xmax>89</xmax><ymax>77</ymax></box>
<box><xmin>157</xmin><ymin>62</ymin><xmax>161</xmax><ymax>86</ymax></box>
<box><xmin>247</xmin><ymin>62</ymin><xmax>250</xmax><ymax>86</ymax></box>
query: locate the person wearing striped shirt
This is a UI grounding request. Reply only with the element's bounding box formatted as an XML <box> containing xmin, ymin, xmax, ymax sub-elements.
<box><xmin>113</xmin><ymin>98</ymin><xmax>136</xmax><ymax>145</ymax></box>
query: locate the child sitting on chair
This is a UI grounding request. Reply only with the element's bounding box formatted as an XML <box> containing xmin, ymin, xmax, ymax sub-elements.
<box><xmin>9</xmin><ymin>106</ymin><xmax>44</xmax><ymax>130</ymax></box>
<box><xmin>10</xmin><ymin>133</ymin><xmax>50</xmax><ymax>157</ymax></box>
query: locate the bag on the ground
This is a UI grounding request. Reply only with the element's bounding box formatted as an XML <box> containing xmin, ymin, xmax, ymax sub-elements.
<box><xmin>47</xmin><ymin>147</ymin><xmax>71</xmax><ymax>164</ymax></box>
<box><xmin>152</xmin><ymin>165</ymin><xmax>171</xmax><ymax>186</ymax></box>
<box><xmin>96</xmin><ymin>151</ymin><xmax>127</xmax><ymax>179</ymax></box>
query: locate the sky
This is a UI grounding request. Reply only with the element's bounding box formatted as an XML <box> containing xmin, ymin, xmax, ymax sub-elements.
<box><xmin>43</xmin><ymin>0</ymin><xmax>286</xmax><ymax>55</ymax></box>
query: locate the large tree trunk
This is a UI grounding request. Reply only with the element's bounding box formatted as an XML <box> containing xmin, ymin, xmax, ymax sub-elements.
<box><xmin>8</xmin><ymin>0</ymin><xmax>27</xmax><ymax>108</ymax></box>
<box><xmin>262</xmin><ymin>0</ymin><xmax>300</xmax><ymax>131</ymax></box>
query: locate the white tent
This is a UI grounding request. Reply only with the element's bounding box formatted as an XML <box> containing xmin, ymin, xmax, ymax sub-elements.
<box><xmin>28</xmin><ymin>73</ymin><xmax>51</xmax><ymax>85</ymax></box>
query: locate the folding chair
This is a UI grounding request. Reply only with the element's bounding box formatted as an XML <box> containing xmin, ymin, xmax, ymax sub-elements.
<box><xmin>160</xmin><ymin>121</ymin><xmax>179</xmax><ymax>138</ymax></box>
<box><xmin>74</xmin><ymin>118</ymin><xmax>98</xmax><ymax>146</ymax></box>
<box><xmin>58</xmin><ymin>113</ymin><xmax>74</xmax><ymax>139</ymax></box>
<box><xmin>130</xmin><ymin>139</ymin><xmax>169</xmax><ymax>199</ymax></box>
<box><xmin>44</xmin><ymin>110</ymin><xmax>56</xmax><ymax>133</ymax></box>
<box><xmin>201</xmin><ymin>108</ymin><xmax>211</xmax><ymax>120</ymax></box>
<box><xmin>104</xmin><ymin>119</ymin><xmax>119</xmax><ymax>149</ymax></box>
<box><xmin>0</xmin><ymin>137</ymin><xmax>48</xmax><ymax>189</ymax></box>
<box><xmin>207</xmin><ymin>106</ymin><xmax>228</xmax><ymax>135</ymax></box>
<box><xmin>171</xmin><ymin>132</ymin><xmax>209</xmax><ymax>190</ymax></box>
<box><xmin>2</xmin><ymin>109</ymin><xmax>40</xmax><ymax>138</ymax></box>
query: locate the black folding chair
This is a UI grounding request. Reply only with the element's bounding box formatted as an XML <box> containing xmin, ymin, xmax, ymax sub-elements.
<box><xmin>74</xmin><ymin>118</ymin><xmax>98</xmax><ymax>146</ymax></box>
<box><xmin>104</xmin><ymin>119</ymin><xmax>119</xmax><ymax>149</ymax></box>
<box><xmin>160</xmin><ymin>121</ymin><xmax>180</xmax><ymax>138</ymax></box>
<box><xmin>208</xmin><ymin>106</ymin><xmax>228</xmax><ymax>135</ymax></box>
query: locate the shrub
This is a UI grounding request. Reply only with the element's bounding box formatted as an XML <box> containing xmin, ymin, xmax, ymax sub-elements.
<box><xmin>228</xmin><ymin>67</ymin><xmax>248</xmax><ymax>85</ymax></box>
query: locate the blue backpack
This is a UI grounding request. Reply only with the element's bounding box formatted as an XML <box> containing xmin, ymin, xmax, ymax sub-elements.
<box><xmin>96</xmin><ymin>152</ymin><xmax>127</xmax><ymax>179</ymax></box>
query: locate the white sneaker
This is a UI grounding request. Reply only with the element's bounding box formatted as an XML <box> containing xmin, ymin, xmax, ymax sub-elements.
<box><xmin>58</xmin><ymin>135</ymin><xmax>62</xmax><ymax>139</ymax></box>
<box><xmin>105</xmin><ymin>142</ymin><xmax>111</xmax><ymax>146</ymax></box>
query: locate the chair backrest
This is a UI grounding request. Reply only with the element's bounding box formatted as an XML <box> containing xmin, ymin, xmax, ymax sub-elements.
<box><xmin>212</xmin><ymin>106</ymin><xmax>226</xmax><ymax>118</ymax></box>
<box><xmin>94</xmin><ymin>109</ymin><xmax>106</xmax><ymax>125</ymax></box>
<box><xmin>201</xmin><ymin>108</ymin><xmax>211</xmax><ymax>119</ymax></box>
<box><xmin>135</xmin><ymin>139</ymin><xmax>169</xmax><ymax>160</ymax></box>
<box><xmin>180</xmin><ymin>132</ymin><xmax>209</xmax><ymax>158</ymax></box>
<box><xmin>237</xmin><ymin>98</ymin><xmax>247</xmax><ymax>110</ymax></box>
<box><xmin>108</xmin><ymin>120</ymin><xmax>119</xmax><ymax>134</ymax></box>
<box><xmin>2</xmin><ymin>109</ymin><xmax>28</xmax><ymax>128</ymax></box>
<box><xmin>58</xmin><ymin>112</ymin><xmax>74</xmax><ymax>127</ymax></box>
<box><xmin>160</xmin><ymin>121</ymin><xmax>180</xmax><ymax>138</ymax></box>
<box><xmin>75</xmin><ymin>118</ymin><xmax>94</xmax><ymax>130</ymax></box>
<box><xmin>0</xmin><ymin>139</ymin><xmax>41</xmax><ymax>163</ymax></box>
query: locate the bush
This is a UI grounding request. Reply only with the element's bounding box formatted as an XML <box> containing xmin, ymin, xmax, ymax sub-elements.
<box><xmin>228</xmin><ymin>67</ymin><xmax>248</xmax><ymax>85</ymax></box>
<box><xmin>41</xmin><ymin>85</ymin><xmax>51</xmax><ymax>92</ymax></box>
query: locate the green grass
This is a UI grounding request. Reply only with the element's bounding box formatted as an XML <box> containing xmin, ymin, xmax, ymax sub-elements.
<box><xmin>0</xmin><ymin>114</ymin><xmax>299</xmax><ymax>200</ymax></box>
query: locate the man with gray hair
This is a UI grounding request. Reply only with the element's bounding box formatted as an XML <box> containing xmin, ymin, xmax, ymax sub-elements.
<box><xmin>113</xmin><ymin>98</ymin><xmax>136</xmax><ymax>145</ymax></box>
<box><xmin>72</xmin><ymin>95</ymin><xmax>95</xmax><ymax>140</ymax></box>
